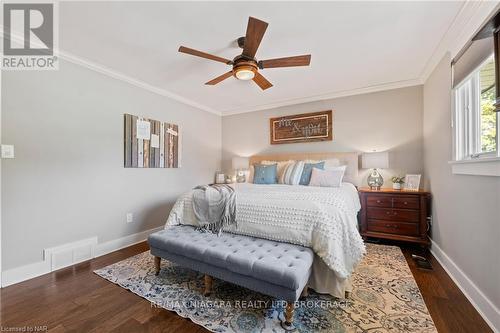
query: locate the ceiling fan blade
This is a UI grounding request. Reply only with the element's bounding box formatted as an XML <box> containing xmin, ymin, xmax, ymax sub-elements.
<box><xmin>252</xmin><ymin>72</ymin><xmax>273</xmax><ymax>90</ymax></box>
<box><xmin>242</xmin><ymin>17</ymin><xmax>268</xmax><ymax>58</ymax></box>
<box><xmin>205</xmin><ymin>71</ymin><xmax>233</xmax><ymax>85</ymax></box>
<box><xmin>179</xmin><ymin>46</ymin><xmax>232</xmax><ymax>65</ymax></box>
<box><xmin>259</xmin><ymin>55</ymin><xmax>311</xmax><ymax>69</ymax></box>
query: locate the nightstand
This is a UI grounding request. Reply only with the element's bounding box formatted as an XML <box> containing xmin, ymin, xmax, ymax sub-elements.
<box><xmin>358</xmin><ymin>187</ymin><xmax>431</xmax><ymax>247</ymax></box>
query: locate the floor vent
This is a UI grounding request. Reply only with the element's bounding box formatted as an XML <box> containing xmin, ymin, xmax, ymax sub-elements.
<box><xmin>44</xmin><ymin>237</ymin><xmax>98</xmax><ymax>271</ymax></box>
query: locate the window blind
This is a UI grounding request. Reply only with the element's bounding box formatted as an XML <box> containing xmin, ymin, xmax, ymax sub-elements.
<box><xmin>452</xmin><ymin>36</ymin><xmax>493</xmax><ymax>88</ymax></box>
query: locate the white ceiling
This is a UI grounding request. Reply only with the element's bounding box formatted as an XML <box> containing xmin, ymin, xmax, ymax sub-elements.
<box><xmin>59</xmin><ymin>1</ymin><xmax>465</xmax><ymax>115</ymax></box>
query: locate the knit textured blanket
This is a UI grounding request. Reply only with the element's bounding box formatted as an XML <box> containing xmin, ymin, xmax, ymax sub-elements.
<box><xmin>166</xmin><ymin>183</ymin><xmax>365</xmax><ymax>280</ymax></box>
<box><xmin>192</xmin><ymin>184</ymin><xmax>236</xmax><ymax>235</ymax></box>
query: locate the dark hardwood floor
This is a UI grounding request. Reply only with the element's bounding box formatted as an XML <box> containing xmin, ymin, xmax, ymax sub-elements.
<box><xmin>0</xmin><ymin>241</ymin><xmax>493</xmax><ymax>333</ymax></box>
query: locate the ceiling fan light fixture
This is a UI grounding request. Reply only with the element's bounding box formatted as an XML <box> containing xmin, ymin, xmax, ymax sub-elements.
<box><xmin>234</xmin><ymin>67</ymin><xmax>255</xmax><ymax>80</ymax></box>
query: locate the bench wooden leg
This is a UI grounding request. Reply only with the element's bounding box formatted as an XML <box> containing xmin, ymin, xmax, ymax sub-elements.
<box><xmin>154</xmin><ymin>256</ymin><xmax>161</xmax><ymax>276</ymax></box>
<box><xmin>300</xmin><ymin>286</ymin><xmax>309</xmax><ymax>298</ymax></box>
<box><xmin>204</xmin><ymin>275</ymin><xmax>213</xmax><ymax>296</ymax></box>
<box><xmin>284</xmin><ymin>302</ymin><xmax>295</xmax><ymax>326</ymax></box>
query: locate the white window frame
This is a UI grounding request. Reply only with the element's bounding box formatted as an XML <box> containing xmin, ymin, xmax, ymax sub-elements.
<box><xmin>451</xmin><ymin>55</ymin><xmax>500</xmax><ymax>176</ymax></box>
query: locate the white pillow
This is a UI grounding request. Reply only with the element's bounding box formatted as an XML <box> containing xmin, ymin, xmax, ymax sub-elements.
<box><xmin>280</xmin><ymin>161</ymin><xmax>305</xmax><ymax>185</ymax></box>
<box><xmin>308</xmin><ymin>165</ymin><xmax>346</xmax><ymax>187</ymax></box>
<box><xmin>247</xmin><ymin>166</ymin><xmax>254</xmax><ymax>183</ymax></box>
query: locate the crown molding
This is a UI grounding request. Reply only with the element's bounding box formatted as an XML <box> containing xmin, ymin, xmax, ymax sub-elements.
<box><xmin>2</xmin><ymin>31</ymin><xmax>422</xmax><ymax>117</ymax></box>
<box><xmin>1</xmin><ymin>29</ymin><xmax>221</xmax><ymax>116</ymax></box>
<box><xmin>220</xmin><ymin>78</ymin><xmax>423</xmax><ymax>116</ymax></box>
<box><xmin>4</xmin><ymin>0</ymin><xmax>498</xmax><ymax>118</ymax></box>
<box><xmin>419</xmin><ymin>1</ymin><xmax>500</xmax><ymax>82</ymax></box>
<box><xmin>58</xmin><ymin>50</ymin><xmax>220</xmax><ymax>115</ymax></box>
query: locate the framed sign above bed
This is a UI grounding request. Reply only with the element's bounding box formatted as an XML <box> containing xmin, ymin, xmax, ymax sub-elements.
<box><xmin>270</xmin><ymin>110</ymin><xmax>333</xmax><ymax>144</ymax></box>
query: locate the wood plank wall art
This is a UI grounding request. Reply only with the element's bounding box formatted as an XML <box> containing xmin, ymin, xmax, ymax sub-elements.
<box><xmin>124</xmin><ymin>114</ymin><xmax>180</xmax><ymax>168</ymax></box>
<box><xmin>270</xmin><ymin>110</ymin><xmax>333</xmax><ymax>144</ymax></box>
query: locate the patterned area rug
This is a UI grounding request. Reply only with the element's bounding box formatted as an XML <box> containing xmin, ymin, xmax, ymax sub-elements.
<box><xmin>94</xmin><ymin>244</ymin><xmax>436</xmax><ymax>332</ymax></box>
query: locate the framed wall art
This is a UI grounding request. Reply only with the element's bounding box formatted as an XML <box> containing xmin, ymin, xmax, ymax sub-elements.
<box><xmin>124</xmin><ymin>114</ymin><xmax>181</xmax><ymax>168</ymax></box>
<box><xmin>270</xmin><ymin>110</ymin><xmax>333</xmax><ymax>144</ymax></box>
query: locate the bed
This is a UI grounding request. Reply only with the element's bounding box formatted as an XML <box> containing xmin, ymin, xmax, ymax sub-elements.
<box><xmin>165</xmin><ymin>152</ymin><xmax>365</xmax><ymax>298</ymax></box>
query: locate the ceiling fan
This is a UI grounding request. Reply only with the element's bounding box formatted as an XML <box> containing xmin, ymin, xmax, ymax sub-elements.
<box><xmin>178</xmin><ymin>17</ymin><xmax>311</xmax><ymax>90</ymax></box>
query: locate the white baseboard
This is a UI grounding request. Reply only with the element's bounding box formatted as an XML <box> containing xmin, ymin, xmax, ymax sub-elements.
<box><xmin>1</xmin><ymin>226</ymin><xmax>163</xmax><ymax>288</ymax></box>
<box><xmin>94</xmin><ymin>226</ymin><xmax>163</xmax><ymax>257</ymax></box>
<box><xmin>1</xmin><ymin>259</ymin><xmax>51</xmax><ymax>287</ymax></box>
<box><xmin>430</xmin><ymin>239</ymin><xmax>500</xmax><ymax>333</ymax></box>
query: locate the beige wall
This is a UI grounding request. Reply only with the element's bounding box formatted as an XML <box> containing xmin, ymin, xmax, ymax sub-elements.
<box><xmin>423</xmin><ymin>54</ymin><xmax>500</xmax><ymax>311</ymax></box>
<box><xmin>222</xmin><ymin>86</ymin><xmax>424</xmax><ymax>187</ymax></box>
<box><xmin>1</xmin><ymin>59</ymin><xmax>221</xmax><ymax>270</ymax></box>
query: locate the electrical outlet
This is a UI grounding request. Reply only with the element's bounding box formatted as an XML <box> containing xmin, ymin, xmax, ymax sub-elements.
<box><xmin>1</xmin><ymin>145</ymin><xmax>15</xmax><ymax>159</ymax></box>
<box><xmin>126</xmin><ymin>213</ymin><xmax>133</xmax><ymax>223</ymax></box>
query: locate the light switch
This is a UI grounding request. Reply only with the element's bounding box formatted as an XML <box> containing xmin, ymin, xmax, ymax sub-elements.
<box><xmin>1</xmin><ymin>145</ymin><xmax>15</xmax><ymax>159</ymax></box>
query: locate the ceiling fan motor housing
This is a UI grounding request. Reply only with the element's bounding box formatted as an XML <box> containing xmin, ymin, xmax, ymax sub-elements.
<box><xmin>237</xmin><ymin>36</ymin><xmax>246</xmax><ymax>49</ymax></box>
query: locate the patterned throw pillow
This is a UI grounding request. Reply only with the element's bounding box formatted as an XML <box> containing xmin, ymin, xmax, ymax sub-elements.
<box><xmin>280</xmin><ymin>161</ymin><xmax>305</xmax><ymax>185</ymax></box>
<box><xmin>299</xmin><ymin>162</ymin><xmax>325</xmax><ymax>185</ymax></box>
<box><xmin>308</xmin><ymin>165</ymin><xmax>347</xmax><ymax>187</ymax></box>
<box><xmin>252</xmin><ymin>164</ymin><xmax>278</xmax><ymax>184</ymax></box>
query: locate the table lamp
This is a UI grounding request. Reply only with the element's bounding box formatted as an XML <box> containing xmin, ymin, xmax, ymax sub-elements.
<box><xmin>232</xmin><ymin>156</ymin><xmax>249</xmax><ymax>183</ymax></box>
<box><xmin>362</xmin><ymin>152</ymin><xmax>389</xmax><ymax>190</ymax></box>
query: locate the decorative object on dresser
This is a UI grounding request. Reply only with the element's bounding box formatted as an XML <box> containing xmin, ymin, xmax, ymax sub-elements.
<box><xmin>232</xmin><ymin>156</ymin><xmax>250</xmax><ymax>183</ymax></box>
<box><xmin>362</xmin><ymin>151</ymin><xmax>389</xmax><ymax>190</ymax></box>
<box><xmin>270</xmin><ymin>110</ymin><xmax>333</xmax><ymax>144</ymax></box>
<box><xmin>391</xmin><ymin>176</ymin><xmax>405</xmax><ymax>190</ymax></box>
<box><xmin>359</xmin><ymin>187</ymin><xmax>431</xmax><ymax>247</ymax></box>
<box><xmin>404</xmin><ymin>174</ymin><xmax>421</xmax><ymax>191</ymax></box>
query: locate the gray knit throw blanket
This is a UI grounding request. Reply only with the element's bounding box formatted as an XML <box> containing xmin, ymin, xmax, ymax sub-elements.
<box><xmin>192</xmin><ymin>184</ymin><xmax>236</xmax><ymax>235</ymax></box>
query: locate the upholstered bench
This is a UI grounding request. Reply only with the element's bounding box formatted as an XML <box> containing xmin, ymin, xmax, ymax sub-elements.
<box><xmin>148</xmin><ymin>225</ymin><xmax>314</xmax><ymax>329</ymax></box>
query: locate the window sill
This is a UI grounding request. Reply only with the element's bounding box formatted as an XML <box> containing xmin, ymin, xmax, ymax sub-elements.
<box><xmin>448</xmin><ymin>157</ymin><xmax>500</xmax><ymax>176</ymax></box>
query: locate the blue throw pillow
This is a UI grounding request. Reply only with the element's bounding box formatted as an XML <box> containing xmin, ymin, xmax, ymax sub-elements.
<box><xmin>299</xmin><ymin>162</ymin><xmax>325</xmax><ymax>185</ymax></box>
<box><xmin>253</xmin><ymin>164</ymin><xmax>278</xmax><ymax>184</ymax></box>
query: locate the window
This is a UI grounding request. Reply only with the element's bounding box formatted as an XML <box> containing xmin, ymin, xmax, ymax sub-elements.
<box><xmin>454</xmin><ymin>56</ymin><xmax>499</xmax><ymax>161</ymax></box>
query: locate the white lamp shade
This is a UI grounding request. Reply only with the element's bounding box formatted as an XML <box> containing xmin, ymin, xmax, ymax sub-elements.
<box><xmin>362</xmin><ymin>152</ymin><xmax>389</xmax><ymax>169</ymax></box>
<box><xmin>232</xmin><ymin>156</ymin><xmax>249</xmax><ymax>170</ymax></box>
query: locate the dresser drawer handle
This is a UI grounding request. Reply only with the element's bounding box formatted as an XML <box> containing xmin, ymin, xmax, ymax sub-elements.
<box><xmin>403</xmin><ymin>201</ymin><xmax>408</xmax><ymax>205</ymax></box>
<box><xmin>386</xmin><ymin>211</ymin><xmax>391</xmax><ymax>215</ymax></box>
<box><xmin>385</xmin><ymin>224</ymin><xmax>399</xmax><ymax>229</ymax></box>
<box><xmin>377</xmin><ymin>200</ymin><xmax>381</xmax><ymax>204</ymax></box>
<box><xmin>393</xmin><ymin>211</ymin><xmax>398</xmax><ymax>215</ymax></box>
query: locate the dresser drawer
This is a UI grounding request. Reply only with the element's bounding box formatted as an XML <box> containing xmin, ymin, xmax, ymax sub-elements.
<box><xmin>367</xmin><ymin>220</ymin><xmax>419</xmax><ymax>236</ymax></box>
<box><xmin>366</xmin><ymin>196</ymin><xmax>392</xmax><ymax>208</ymax></box>
<box><xmin>367</xmin><ymin>207</ymin><xmax>419</xmax><ymax>222</ymax></box>
<box><xmin>393</xmin><ymin>196</ymin><xmax>419</xmax><ymax>209</ymax></box>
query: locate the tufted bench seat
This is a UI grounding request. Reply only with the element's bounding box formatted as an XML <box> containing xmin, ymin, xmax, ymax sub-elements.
<box><xmin>148</xmin><ymin>225</ymin><xmax>314</xmax><ymax>329</ymax></box>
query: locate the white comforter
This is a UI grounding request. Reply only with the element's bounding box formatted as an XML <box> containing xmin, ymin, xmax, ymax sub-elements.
<box><xmin>166</xmin><ymin>183</ymin><xmax>365</xmax><ymax>280</ymax></box>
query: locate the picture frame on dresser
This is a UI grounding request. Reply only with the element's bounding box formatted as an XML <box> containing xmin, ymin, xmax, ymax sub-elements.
<box><xmin>404</xmin><ymin>174</ymin><xmax>421</xmax><ymax>191</ymax></box>
<box><xmin>358</xmin><ymin>187</ymin><xmax>431</xmax><ymax>247</ymax></box>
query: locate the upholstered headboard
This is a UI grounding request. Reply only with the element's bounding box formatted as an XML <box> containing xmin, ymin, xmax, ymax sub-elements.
<box><xmin>249</xmin><ymin>152</ymin><xmax>359</xmax><ymax>185</ymax></box>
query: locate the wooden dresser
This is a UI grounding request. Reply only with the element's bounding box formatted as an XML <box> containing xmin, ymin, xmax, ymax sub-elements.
<box><xmin>358</xmin><ymin>187</ymin><xmax>431</xmax><ymax>247</ymax></box>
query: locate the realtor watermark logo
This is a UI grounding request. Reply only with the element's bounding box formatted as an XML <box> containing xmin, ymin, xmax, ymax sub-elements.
<box><xmin>2</xmin><ymin>2</ymin><xmax>58</xmax><ymax>70</ymax></box>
